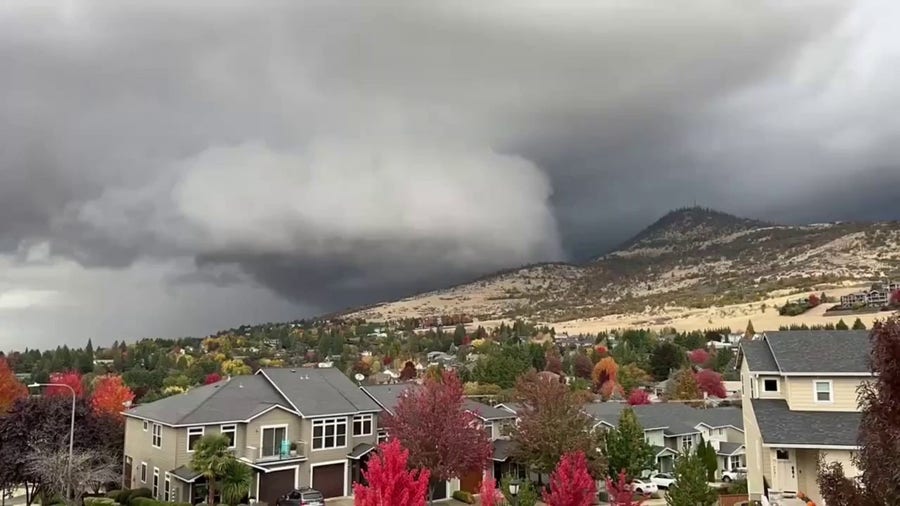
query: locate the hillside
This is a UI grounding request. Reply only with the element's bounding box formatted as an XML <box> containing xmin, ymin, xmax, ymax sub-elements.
<box><xmin>348</xmin><ymin>207</ymin><xmax>900</xmax><ymax>324</ymax></box>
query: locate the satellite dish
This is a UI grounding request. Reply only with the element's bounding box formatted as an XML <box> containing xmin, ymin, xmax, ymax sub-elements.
<box><xmin>354</xmin><ymin>373</ymin><xmax>365</xmax><ymax>382</ymax></box>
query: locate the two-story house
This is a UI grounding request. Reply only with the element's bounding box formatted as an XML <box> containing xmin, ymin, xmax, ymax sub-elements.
<box><xmin>738</xmin><ymin>330</ymin><xmax>869</xmax><ymax>504</ymax></box>
<box><xmin>583</xmin><ymin>402</ymin><xmax>745</xmax><ymax>477</ymax></box>
<box><xmin>360</xmin><ymin>384</ymin><xmax>517</xmax><ymax>500</ymax></box>
<box><xmin>123</xmin><ymin>368</ymin><xmax>381</xmax><ymax>505</ymax></box>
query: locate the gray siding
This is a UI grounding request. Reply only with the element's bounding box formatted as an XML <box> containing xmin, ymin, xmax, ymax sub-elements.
<box><xmin>123</xmin><ymin>417</ymin><xmax>178</xmax><ymax>500</ymax></box>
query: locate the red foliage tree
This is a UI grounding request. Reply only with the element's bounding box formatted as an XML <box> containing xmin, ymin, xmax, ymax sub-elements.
<box><xmin>383</xmin><ymin>356</ymin><xmax>393</xmax><ymax>366</ymax></box>
<box><xmin>384</xmin><ymin>370</ymin><xmax>492</xmax><ymax>501</ymax></box>
<box><xmin>478</xmin><ymin>477</ymin><xmax>501</xmax><ymax>506</ymax></box>
<box><xmin>91</xmin><ymin>375</ymin><xmax>135</xmax><ymax>419</ymax></box>
<box><xmin>47</xmin><ymin>370</ymin><xmax>84</xmax><ymax>398</ymax></box>
<box><xmin>204</xmin><ymin>372</ymin><xmax>222</xmax><ymax>384</ymax></box>
<box><xmin>627</xmin><ymin>389</ymin><xmax>651</xmax><ymax>406</ymax></box>
<box><xmin>594</xmin><ymin>345</ymin><xmax>608</xmax><ymax>356</ymax></box>
<box><xmin>0</xmin><ymin>358</ymin><xmax>28</xmax><ymax>413</ymax></box>
<box><xmin>808</xmin><ymin>293</ymin><xmax>821</xmax><ymax>307</ymax></box>
<box><xmin>399</xmin><ymin>361</ymin><xmax>417</xmax><ymax>381</ymax></box>
<box><xmin>694</xmin><ymin>369</ymin><xmax>727</xmax><ymax>398</ymax></box>
<box><xmin>688</xmin><ymin>348</ymin><xmax>710</xmax><ymax>366</ymax></box>
<box><xmin>891</xmin><ymin>289</ymin><xmax>900</xmax><ymax>307</ymax></box>
<box><xmin>605</xmin><ymin>470</ymin><xmax>645</xmax><ymax>506</ymax></box>
<box><xmin>545</xmin><ymin>348</ymin><xmax>563</xmax><ymax>375</ymax></box>
<box><xmin>542</xmin><ymin>451</ymin><xmax>597</xmax><ymax>506</ymax></box>
<box><xmin>352</xmin><ymin>439</ymin><xmax>430</xmax><ymax>506</ymax></box>
<box><xmin>573</xmin><ymin>353</ymin><xmax>593</xmax><ymax>379</ymax></box>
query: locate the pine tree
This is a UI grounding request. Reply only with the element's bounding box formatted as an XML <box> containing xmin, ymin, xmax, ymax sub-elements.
<box><xmin>698</xmin><ymin>438</ymin><xmax>718</xmax><ymax>481</ymax></box>
<box><xmin>606</xmin><ymin>407</ymin><xmax>655</xmax><ymax>479</ymax></box>
<box><xmin>852</xmin><ymin>318</ymin><xmax>867</xmax><ymax>330</ymax></box>
<box><xmin>666</xmin><ymin>451</ymin><xmax>718</xmax><ymax>506</ymax></box>
<box><xmin>836</xmin><ymin>319</ymin><xmax>849</xmax><ymax>331</ymax></box>
<box><xmin>744</xmin><ymin>320</ymin><xmax>755</xmax><ymax>340</ymax></box>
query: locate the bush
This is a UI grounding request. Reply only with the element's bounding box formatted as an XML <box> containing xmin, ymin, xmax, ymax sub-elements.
<box><xmin>130</xmin><ymin>498</ymin><xmax>159</xmax><ymax>506</ymax></box>
<box><xmin>84</xmin><ymin>498</ymin><xmax>118</xmax><ymax>506</ymax></box>
<box><xmin>106</xmin><ymin>491</ymin><xmax>122</xmax><ymax>500</ymax></box>
<box><xmin>128</xmin><ymin>489</ymin><xmax>152</xmax><ymax>504</ymax></box>
<box><xmin>451</xmin><ymin>490</ymin><xmax>475</xmax><ymax>504</ymax></box>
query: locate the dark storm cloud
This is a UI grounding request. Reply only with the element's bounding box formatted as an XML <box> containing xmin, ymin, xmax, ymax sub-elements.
<box><xmin>2</xmin><ymin>0</ymin><xmax>899</xmax><ymax>344</ymax></box>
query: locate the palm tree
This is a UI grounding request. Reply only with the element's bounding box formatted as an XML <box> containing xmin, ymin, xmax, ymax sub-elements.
<box><xmin>220</xmin><ymin>460</ymin><xmax>253</xmax><ymax>506</ymax></box>
<box><xmin>191</xmin><ymin>434</ymin><xmax>232</xmax><ymax>504</ymax></box>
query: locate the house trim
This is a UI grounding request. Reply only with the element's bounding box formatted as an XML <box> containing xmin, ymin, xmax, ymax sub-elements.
<box><xmin>259</xmin><ymin>424</ymin><xmax>290</xmax><ymax>460</ymax></box>
<box><xmin>123</xmin><ymin>404</ymin><xmax>301</xmax><ymax>428</ymax></box>
<box><xmin>186</xmin><ymin>426</ymin><xmax>204</xmax><ymax>453</ymax></box>
<box><xmin>761</xmin><ymin>443</ymin><xmax>860</xmax><ymax>450</ymax></box>
<box><xmin>695</xmin><ymin>422</ymin><xmax>744</xmax><ymax>432</ymax></box>
<box><xmin>310</xmin><ymin>459</ymin><xmax>350</xmax><ymax>498</ymax></box>
<box><xmin>813</xmin><ymin>379</ymin><xmax>834</xmax><ymax>404</ymax></box>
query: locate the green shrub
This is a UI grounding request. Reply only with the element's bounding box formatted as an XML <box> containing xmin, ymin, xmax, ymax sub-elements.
<box><xmin>500</xmin><ymin>475</ymin><xmax>538</xmax><ymax>506</ymax></box>
<box><xmin>129</xmin><ymin>497</ymin><xmax>159</xmax><ymax>506</ymax></box>
<box><xmin>451</xmin><ymin>490</ymin><xmax>475</xmax><ymax>504</ymax></box>
<box><xmin>127</xmin><ymin>488</ymin><xmax>152</xmax><ymax>504</ymax></box>
<box><xmin>106</xmin><ymin>490</ymin><xmax>122</xmax><ymax>500</ymax></box>
<box><xmin>84</xmin><ymin>498</ymin><xmax>118</xmax><ymax>506</ymax></box>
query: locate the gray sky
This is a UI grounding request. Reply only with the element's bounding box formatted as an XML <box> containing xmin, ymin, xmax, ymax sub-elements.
<box><xmin>2</xmin><ymin>0</ymin><xmax>900</xmax><ymax>349</ymax></box>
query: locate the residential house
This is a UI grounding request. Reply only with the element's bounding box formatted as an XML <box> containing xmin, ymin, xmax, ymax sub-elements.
<box><xmin>123</xmin><ymin>368</ymin><xmax>381</xmax><ymax>505</ymax></box>
<box><xmin>583</xmin><ymin>402</ymin><xmax>745</xmax><ymax>477</ymax></box>
<box><xmin>738</xmin><ymin>330</ymin><xmax>869</xmax><ymax>504</ymax></box>
<box><xmin>361</xmin><ymin>384</ymin><xmax>517</xmax><ymax>499</ymax></box>
<box><xmin>839</xmin><ymin>280</ymin><xmax>900</xmax><ymax>308</ymax></box>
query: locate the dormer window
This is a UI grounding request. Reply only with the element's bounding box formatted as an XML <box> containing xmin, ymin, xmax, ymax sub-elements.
<box><xmin>814</xmin><ymin>380</ymin><xmax>833</xmax><ymax>402</ymax></box>
<box><xmin>763</xmin><ymin>379</ymin><xmax>778</xmax><ymax>392</ymax></box>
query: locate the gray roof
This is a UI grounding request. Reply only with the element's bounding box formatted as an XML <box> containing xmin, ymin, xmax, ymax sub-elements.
<box><xmin>348</xmin><ymin>443</ymin><xmax>376</xmax><ymax>460</ymax></box>
<box><xmin>583</xmin><ymin>402</ymin><xmax>743</xmax><ymax>435</ymax></box>
<box><xmin>741</xmin><ymin>331</ymin><xmax>872</xmax><ymax>375</ymax></box>
<box><xmin>717</xmin><ymin>442</ymin><xmax>744</xmax><ymax>456</ymax></box>
<box><xmin>169</xmin><ymin>465</ymin><xmax>201</xmax><ymax>483</ymax></box>
<box><xmin>495</xmin><ymin>402</ymin><xmax>523</xmax><ymax>415</ymax></box>
<box><xmin>764</xmin><ymin>331</ymin><xmax>870</xmax><ymax>373</ymax></box>
<box><xmin>126</xmin><ymin>375</ymin><xmax>290</xmax><ymax>425</ymax></box>
<box><xmin>361</xmin><ymin>384</ymin><xmax>514</xmax><ymax>420</ymax></box>
<box><xmin>751</xmin><ymin>399</ymin><xmax>861</xmax><ymax>447</ymax></box>
<box><xmin>492</xmin><ymin>439</ymin><xmax>518</xmax><ymax>461</ymax></box>
<box><xmin>260</xmin><ymin>368</ymin><xmax>381</xmax><ymax>416</ymax></box>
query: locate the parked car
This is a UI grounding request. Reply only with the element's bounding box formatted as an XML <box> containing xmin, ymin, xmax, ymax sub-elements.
<box><xmin>649</xmin><ymin>472</ymin><xmax>676</xmax><ymax>489</ymax></box>
<box><xmin>722</xmin><ymin>468</ymin><xmax>747</xmax><ymax>482</ymax></box>
<box><xmin>631</xmin><ymin>478</ymin><xmax>659</xmax><ymax>496</ymax></box>
<box><xmin>275</xmin><ymin>488</ymin><xmax>325</xmax><ymax>506</ymax></box>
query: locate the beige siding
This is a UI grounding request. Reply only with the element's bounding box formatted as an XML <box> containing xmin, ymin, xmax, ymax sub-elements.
<box><xmin>785</xmin><ymin>377</ymin><xmax>865</xmax><ymax>411</ymax></box>
<box><xmin>123</xmin><ymin>417</ymin><xmax>178</xmax><ymax>499</ymax></box>
<box><xmin>644</xmin><ymin>429</ymin><xmax>665</xmax><ymax>447</ymax></box>
<box><xmin>245</xmin><ymin>408</ymin><xmax>303</xmax><ymax>461</ymax></box>
<box><xmin>742</xmin><ymin>387</ymin><xmax>767</xmax><ymax>499</ymax></box>
<box><xmin>757</xmin><ymin>376</ymin><xmax>784</xmax><ymax>399</ymax></box>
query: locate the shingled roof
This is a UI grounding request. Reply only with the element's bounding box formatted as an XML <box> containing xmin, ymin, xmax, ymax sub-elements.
<box><xmin>739</xmin><ymin>330</ymin><xmax>872</xmax><ymax>375</ymax></box>
<box><xmin>361</xmin><ymin>383</ymin><xmax>515</xmax><ymax>420</ymax></box>
<box><xmin>750</xmin><ymin>399</ymin><xmax>861</xmax><ymax>447</ymax></box>
<box><xmin>582</xmin><ymin>402</ymin><xmax>743</xmax><ymax>435</ymax></box>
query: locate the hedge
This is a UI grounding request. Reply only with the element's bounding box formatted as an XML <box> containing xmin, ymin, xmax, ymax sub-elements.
<box><xmin>130</xmin><ymin>499</ymin><xmax>189</xmax><ymax>506</ymax></box>
<box><xmin>84</xmin><ymin>498</ymin><xmax>119</xmax><ymax>506</ymax></box>
<box><xmin>451</xmin><ymin>491</ymin><xmax>475</xmax><ymax>504</ymax></box>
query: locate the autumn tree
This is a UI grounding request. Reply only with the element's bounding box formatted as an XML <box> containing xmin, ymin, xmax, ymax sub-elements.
<box><xmin>384</xmin><ymin>370</ymin><xmax>492</xmax><ymax>502</ymax></box>
<box><xmin>545</xmin><ymin>347</ymin><xmax>563</xmax><ymax>375</ymax></box>
<box><xmin>627</xmin><ymin>389</ymin><xmax>651</xmax><ymax>406</ymax></box>
<box><xmin>605</xmin><ymin>470</ymin><xmax>644</xmax><ymax>506</ymax></box>
<box><xmin>91</xmin><ymin>375</ymin><xmax>135</xmax><ymax>420</ymax></box>
<box><xmin>399</xmin><ymin>361</ymin><xmax>417</xmax><ymax>381</ymax></box>
<box><xmin>618</xmin><ymin>363</ymin><xmax>652</xmax><ymax>394</ymax></box>
<box><xmin>817</xmin><ymin>318</ymin><xmax>900</xmax><ymax>505</ymax></box>
<box><xmin>542</xmin><ymin>452</ymin><xmax>596</xmax><ymax>506</ymax></box>
<box><xmin>694</xmin><ymin>369</ymin><xmax>726</xmax><ymax>398</ymax></box>
<box><xmin>204</xmin><ymin>373</ymin><xmax>222</xmax><ymax>384</ymax></box>
<box><xmin>352</xmin><ymin>439</ymin><xmax>430</xmax><ymax>506</ymax></box>
<box><xmin>649</xmin><ymin>342</ymin><xmax>683</xmax><ymax>381</ymax></box>
<box><xmin>511</xmin><ymin>372</ymin><xmax>606</xmax><ymax>479</ymax></box>
<box><xmin>0</xmin><ymin>358</ymin><xmax>28</xmax><ymax>413</ymax></box>
<box><xmin>478</xmin><ymin>477</ymin><xmax>501</xmax><ymax>506</ymax></box>
<box><xmin>572</xmin><ymin>353</ymin><xmax>593</xmax><ymax>379</ymax></box>
<box><xmin>666</xmin><ymin>451</ymin><xmax>717</xmax><ymax>506</ymax></box>
<box><xmin>688</xmin><ymin>349</ymin><xmax>709</xmax><ymax>366</ymax></box>
<box><xmin>670</xmin><ymin>368</ymin><xmax>702</xmax><ymax>403</ymax></box>
<box><xmin>592</xmin><ymin>357</ymin><xmax>619</xmax><ymax>394</ymax></box>
<box><xmin>605</xmin><ymin>407</ymin><xmax>655</xmax><ymax>479</ymax></box>
<box><xmin>808</xmin><ymin>293</ymin><xmax>821</xmax><ymax>307</ymax></box>
<box><xmin>47</xmin><ymin>371</ymin><xmax>84</xmax><ymax>398</ymax></box>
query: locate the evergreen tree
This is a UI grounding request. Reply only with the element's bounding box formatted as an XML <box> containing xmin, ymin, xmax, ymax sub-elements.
<box><xmin>836</xmin><ymin>319</ymin><xmax>849</xmax><ymax>331</ymax></box>
<box><xmin>453</xmin><ymin>324</ymin><xmax>466</xmax><ymax>346</ymax></box>
<box><xmin>698</xmin><ymin>438</ymin><xmax>718</xmax><ymax>481</ymax></box>
<box><xmin>852</xmin><ymin>318</ymin><xmax>867</xmax><ymax>330</ymax></box>
<box><xmin>744</xmin><ymin>320</ymin><xmax>755</xmax><ymax>339</ymax></box>
<box><xmin>605</xmin><ymin>407</ymin><xmax>655</xmax><ymax>479</ymax></box>
<box><xmin>666</xmin><ymin>451</ymin><xmax>718</xmax><ymax>506</ymax></box>
<box><xmin>649</xmin><ymin>342</ymin><xmax>683</xmax><ymax>381</ymax></box>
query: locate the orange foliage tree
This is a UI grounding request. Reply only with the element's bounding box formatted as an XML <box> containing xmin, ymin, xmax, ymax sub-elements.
<box><xmin>592</xmin><ymin>357</ymin><xmax>621</xmax><ymax>398</ymax></box>
<box><xmin>0</xmin><ymin>358</ymin><xmax>28</xmax><ymax>413</ymax></box>
<box><xmin>91</xmin><ymin>375</ymin><xmax>135</xmax><ymax>419</ymax></box>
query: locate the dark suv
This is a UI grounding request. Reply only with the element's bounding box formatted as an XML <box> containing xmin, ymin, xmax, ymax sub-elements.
<box><xmin>275</xmin><ymin>488</ymin><xmax>325</xmax><ymax>506</ymax></box>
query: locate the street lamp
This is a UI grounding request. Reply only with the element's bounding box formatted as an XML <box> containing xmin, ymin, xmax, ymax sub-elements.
<box><xmin>509</xmin><ymin>478</ymin><xmax>520</xmax><ymax>506</ymax></box>
<box><xmin>29</xmin><ymin>383</ymin><xmax>76</xmax><ymax>501</ymax></box>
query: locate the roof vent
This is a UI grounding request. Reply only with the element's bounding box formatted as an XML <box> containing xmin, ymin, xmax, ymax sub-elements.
<box><xmin>290</xmin><ymin>369</ymin><xmax>296</xmax><ymax>373</ymax></box>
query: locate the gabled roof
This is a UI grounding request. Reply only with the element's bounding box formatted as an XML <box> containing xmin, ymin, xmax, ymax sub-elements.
<box><xmin>258</xmin><ymin>368</ymin><xmax>381</xmax><ymax>416</ymax></box>
<box><xmin>716</xmin><ymin>442</ymin><xmax>744</xmax><ymax>456</ymax></box>
<box><xmin>750</xmin><ymin>399</ymin><xmax>861</xmax><ymax>448</ymax></box>
<box><xmin>125</xmin><ymin>375</ymin><xmax>291</xmax><ymax>425</ymax></box>
<box><xmin>361</xmin><ymin>383</ymin><xmax>514</xmax><ymax>420</ymax></box>
<box><xmin>740</xmin><ymin>331</ymin><xmax>871</xmax><ymax>375</ymax></box>
<box><xmin>492</xmin><ymin>439</ymin><xmax>518</xmax><ymax>461</ymax></box>
<box><xmin>583</xmin><ymin>402</ymin><xmax>743</xmax><ymax>435</ymax></box>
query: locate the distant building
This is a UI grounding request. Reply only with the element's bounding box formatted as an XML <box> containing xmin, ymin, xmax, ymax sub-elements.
<box><xmin>840</xmin><ymin>280</ymin><xmax>900</xmax><ymax>308</ymax></box>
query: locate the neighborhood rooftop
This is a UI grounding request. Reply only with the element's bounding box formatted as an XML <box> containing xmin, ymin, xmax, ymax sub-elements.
<box><xmin>740</xmin><ymin>330</ymin><xmax>872</xmax><ymax>374</ymax></box>
<box><xmin>361</xmin><ymin>383</ymin><xmax>515</xmax><ymax>420</ymax></box>
<box><xmin>582</xmin><ymin>402</ymin><xmax>743</xmax><ymax>435</ymax></box>
<box><xmin>750</xmin><ymin>399</ymin><xmax>861</xmax><ymax>447</ymax></box>
<box><xmin>258</xmin><ymin>367</ymin><xmax>381</xmax><ymax>416</ymax></box>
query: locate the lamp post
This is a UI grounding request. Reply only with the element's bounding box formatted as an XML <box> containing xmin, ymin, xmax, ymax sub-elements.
<box><xmin>509</xmin><ymin>478</ymin><xmax>520</xmax><ymax>506</ymax></box>
<box><xmin>29</xmin><ymin>383</ymin><xmax>76</xmax><ymax>502</ymax></box>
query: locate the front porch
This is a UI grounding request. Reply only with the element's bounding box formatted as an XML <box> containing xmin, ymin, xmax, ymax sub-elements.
<box><xmin>763</xmin><ymin>446</ymin><xmax>859</xmax><ymax>506</ymax></box>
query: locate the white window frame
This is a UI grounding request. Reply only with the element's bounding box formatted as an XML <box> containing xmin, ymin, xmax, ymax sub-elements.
<box><xmin>152</xmin><ymin>468</ymin><xmax>159</xmax><ymax>499</ymax></box>
<box><xmin>186</xmin><ymin>426</ymin><xmax>204</xmax><ymax>453</ymax></box>
<box><xmin>352</xmin><ymin>414</ymin><xmax>373</xmax><ymax>437</ymax></box>
<box><xmin>143</xmin><ymin>420</ymin><xmax>149</xmax><ymax>431</ymax></box>
<box><xmin>483</xmin><ymin>420</ymin><xmax>494</xmax><ymax>437</ymax></box>
<box><xmin>762</xmin><ymin>378</ymin><xmax>779</xmax><ymax>393</ymax></box>
<box><xmin>164</xmin><ymin>473</ymin><xmax>170</xmax><ymax>502</ymax></box>
<box><xmin>729</xmin><ymin>455</ymin><xmax>743</xmax><ymax>470</ymax></box>
<box><xmin>814</xmin><ymin>380</ymin><xmax>833</xmax><ymax>403</ymax></box>
<box><xmin>152</xmin><ymin>424</ymin><xmax>162</xmax><ymax>449</ymax></box>
<box><xmin>260</xmin><ymin>424</ymin><xmax>289</xmax><ymax>459</ymax></box>
<box><xmin>377</xmin><ymin>428</ymin><xmax>389</xmax><ymax>443</ymax></box>
<box><xmin>312</xmin><ymin>417</ymin><xmax>348</xmax><ymax>451</ymax></box>
<box><xmin>140</xmin><ymin>462</ymin><xmax>147</xmax><ymax>483</ymax></box>
<box><xmin>681</xmin><ymin>435</ymin><xmax>693</xmax><ymax>452</ymax></box>
<box><xmin>220</xmin><ymin>424</ymin><xmax>237</xmax><ymax>449</ymax></box>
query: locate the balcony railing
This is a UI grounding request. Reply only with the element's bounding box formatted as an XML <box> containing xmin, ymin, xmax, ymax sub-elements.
<box><xmin>244</xmin><ymin>440</ymin><xmax>308</xmax><ymax>462</ymax></box>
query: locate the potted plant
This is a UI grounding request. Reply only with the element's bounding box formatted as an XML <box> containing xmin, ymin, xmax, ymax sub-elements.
<box><xmin>289</xmin><ymin>442</ymin><xmax>298</xmax><ymax>456</ymax></box>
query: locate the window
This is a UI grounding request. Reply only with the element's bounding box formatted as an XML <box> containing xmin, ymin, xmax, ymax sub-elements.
<box><xmin>164</xmin><ymin>473</ymin><xmax>170</xmax><ymax>502</ymax></box>
<box><xmin>221</xmin><ymin>424</ymin><xmax>236</xmax><ymax>448</ymax></box>
<box><xmin>483</xmin><ymin>421</ymin><xmax>494</xmax><ymax>437</ymax></box>
<box><xmin>152</xmin><ymin>424</ymin><xmax>162</xmax><ymax>448</ymax></box>
<box><xmin>681</xmin><ymin>435</ymin><xmax>693</xmax><ymax>452</ymax></box>
<box><xmin>261</xmin><ymin>426</ymin><xmax>288</xmax><ymax>458</ymax></box>
<box><xmin>377</xmin><ymin>429</ymin><xmax>389</xmax><ymax>444</ymax></box>
<box><xmin>143</xmin><ymin>420</ymin><xmax>149</xmax><ymax>431</ymax></box>
<box><xmin>763</xmin><ymin>378</ymin><xmax>778</xmax><ymax>392</ymax></box>
<box><xmin>187</xmin><ymin>427</ymin><xmax>204</xmax><ymax>452</ymax></box>
<box><xmin>352</xmin><ymin>414</ymin><xmax>373</xmax><ymax>437</ymax></box>
<box><xmin>140</xmin><ymin>462</ymin><xmax>147</xmax><ymax>483</ymax></box>
<box><xmin>729</xmin><ymin>455</ymin><xmax>744</xmax><ymax>469</ymax></box>
<box><xmin>776</xmin><ymin>449</ymin><xmax>790</xmax><ymax>460</ymax></box>
<box><xmin>312</xmin><ymin>417</ymin><xmax>348</xmax><ymax>450</ymax></box>
<box><xmin>815</xmin><ymin>380</ymin><xmax>833</xmax><ymax>402</ymax></box>
<box><xmin>152</xmin><ymin>468</ymin><xmax>159</xmax><ymax>499</ymax></box>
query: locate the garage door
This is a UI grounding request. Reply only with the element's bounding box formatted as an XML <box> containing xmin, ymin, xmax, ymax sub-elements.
<box><xmin>259</xmin><ymin>469</ymin><xmax>295</xmax><ymax>506</ymax></box>
<box><xmin>312</xmin><ymin>463</ymin><xmax>345</xmax><ymax>498</ymax></box>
